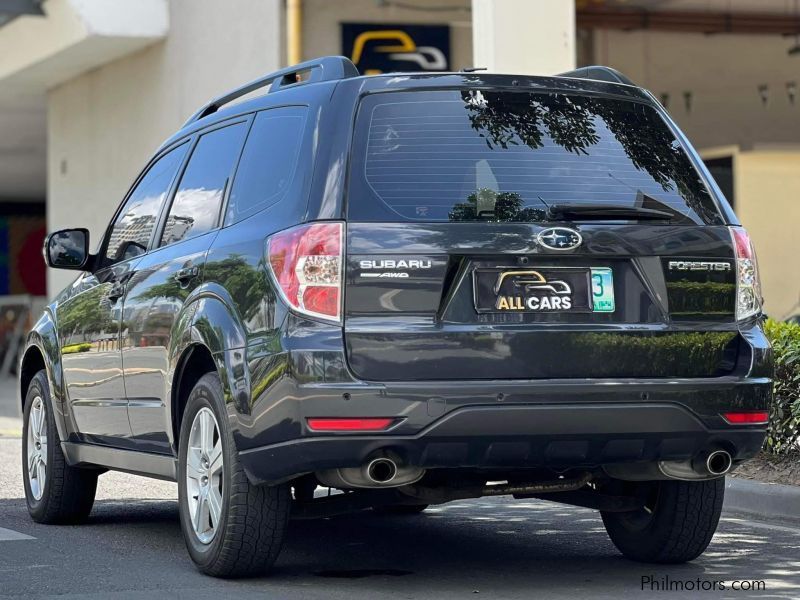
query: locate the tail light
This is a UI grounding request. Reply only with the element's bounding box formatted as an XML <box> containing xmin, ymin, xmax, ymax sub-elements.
<box><xmin>730</xmin><ymin>227</ymin><xmax>762</xmax><ymax>321</ymax></box>
<box><xmin>266</xmin><ymin>222</ymin><xmax>343</xmax><ymax>323</ymax></box>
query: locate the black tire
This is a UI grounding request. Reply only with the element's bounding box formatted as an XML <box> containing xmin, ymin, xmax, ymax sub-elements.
<box><xmin>373</xmin><ymin>504</ymin><xmax>429</xmax><ymax>515</ymax></box>
<box><xmin>601</xmin><ymin>477</ymin><xmax>724</xmax><ymax>564</ymax></box>
<box><xmin>22</xmin><ymin>370</ymin><xmax>98</xmax><ymax>524</ymax></box>
<box><xmin>177</xmin><ymin>372</ymin><xmax>290</xmax><ymax>578</ymax></box>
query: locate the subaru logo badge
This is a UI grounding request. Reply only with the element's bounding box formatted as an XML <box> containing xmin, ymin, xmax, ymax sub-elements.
<box><xmin>537</xmin><ymin>227</ymin><xmax>582</xmax><ymax>251</ymax></box>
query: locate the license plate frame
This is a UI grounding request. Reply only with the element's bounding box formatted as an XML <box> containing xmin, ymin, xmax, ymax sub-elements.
<box><xmin>473</xmin><ymin>266</ymin><xmax>615</xmax><ymax>314</ymax></box>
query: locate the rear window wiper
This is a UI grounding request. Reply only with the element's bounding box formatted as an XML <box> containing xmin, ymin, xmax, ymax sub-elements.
<box><xmin>547</xmin><ymin>204</ymin><xmax>675</xmax><ymax>221</ymax></box>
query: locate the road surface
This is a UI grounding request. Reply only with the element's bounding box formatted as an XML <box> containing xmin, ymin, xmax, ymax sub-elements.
<box><xmin>1</xmin><ymin>435</ymin><xmax>799</xmax><ymax>599</ymax></box>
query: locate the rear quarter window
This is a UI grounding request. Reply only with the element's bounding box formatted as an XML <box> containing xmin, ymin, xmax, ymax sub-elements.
<box><xmin>347</xmin><ymin>90</ymin><xmax>722</xmax><ymax>225</ymax></box>
<box><xmin>224</xmin><ymin>106</ymin><xmax>308</xmax><ymax>226</ymax></box>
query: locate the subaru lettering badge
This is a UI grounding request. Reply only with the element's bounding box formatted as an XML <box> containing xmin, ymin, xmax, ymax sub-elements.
<box><xmin>537</xmin><ymin>227</ymin><xmax>582</xmax><ymax>251</ymax></box>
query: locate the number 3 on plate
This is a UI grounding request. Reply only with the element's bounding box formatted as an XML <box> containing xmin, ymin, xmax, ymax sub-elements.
<box><xmin>592</xmin><ymin>273</ymin><xmax>604</xmax><ymax>297</ymax></box>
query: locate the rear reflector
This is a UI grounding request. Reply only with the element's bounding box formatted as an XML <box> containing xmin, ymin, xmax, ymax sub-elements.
<box><xmin>306</xmin><ymin>418</ymin><xmax>395</xmax><ymax>432</ymax></box>
<box><xmin>722</xmin><ymin>411</ymin><xmax>769</xmax><ymax>425</ymax></box>
<box><xmin>266</xmin><ymin>222</ymin><xmax>343</xmax><ymax>323</ymax></box>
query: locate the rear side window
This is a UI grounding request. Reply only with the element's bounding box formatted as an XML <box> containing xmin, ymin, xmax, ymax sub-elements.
<box><xmin>161</xmin><ymin>122</ymin><xmax>248</xmax><ymax>247</ymax></box>
<box><xmin>224</xmin><ymin>107</ymin><xmax>307</xmax><ymax>226</ymax></box>
<box><xmin>348</xmin><ymin>90</ymin><xmax>722</xmax><ymax>225</ymax></box>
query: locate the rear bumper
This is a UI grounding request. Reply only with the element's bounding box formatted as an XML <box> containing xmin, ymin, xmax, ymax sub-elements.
<box><xmin>238</xmin><ymin>320</ymin><xmax>772</xmax><ymax>485</ymax></box>
<box><xmin>240</xmin><ymin>396</ymin><xmax>768</xmax><ymax>485</ymax></box>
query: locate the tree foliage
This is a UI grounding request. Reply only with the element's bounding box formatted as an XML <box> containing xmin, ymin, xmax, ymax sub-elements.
<box><xmin>764</xmin><ymin>319</ymin><xmax>800</xmax><ymax>455</ymax></box>
<box><xmin>57</xmin><ymin>284</ymin><xmax>115</xmax><ymax>342</ymax></box>
<box><xmin>458</xmin><ymin>90</ymin><xmax>722</xmax><ymax>225</ymax></box>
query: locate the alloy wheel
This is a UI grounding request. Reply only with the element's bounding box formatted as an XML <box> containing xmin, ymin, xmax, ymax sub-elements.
<box><xmin>185</xmin><ymin>407</ymin><xmax>224</xmax><ymax>544</ymax></box>
<box><xmin>26</xmin><ymin>395</ymin><xmax>47</xmax><ymax>501</ymax></box>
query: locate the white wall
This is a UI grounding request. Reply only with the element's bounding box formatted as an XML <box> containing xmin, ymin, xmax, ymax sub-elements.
<box><xmin>0</xmin><ymin>89</ymin><xmax>46</xmax><ymax>200</ymax></box>
<box><xmin>47</xmin><ymin>0</ymin><xmax>283</xmax><ymax>294</ymax></box>
<box><xmin>734</xmin><ymin>150</ymin><xmax>800</xmax><ymax>319</ymax></box>
<box><xmin>594</xmin><ymin>29</ymin><xmax>800</xmax><ymax>151</ymax></box>
<box><xmin>472</xmin><ymin>0</ymin><xmax>575</xmax><ymax>74</ymax></box>
<box><xmin>0</xmin><ymin>0</ymin><xmax>169</xmax><ymax>203</ymax></box>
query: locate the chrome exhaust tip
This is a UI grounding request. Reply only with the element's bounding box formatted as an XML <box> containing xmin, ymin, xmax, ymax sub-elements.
<box><xmin>316</xmin><ymin>453</ymin><xmax>424</xmax><ymax>488</ymax></box>
<box><xmin>705</xmin><ymin>449</ymin><xmax>733</xmax><ymax>476</ymax></box>
<box><xmin>366</xmin><ymin>457</ymin><xmax>398</xmax><ymax>484</ymax></box>
<box><xmin>609</xmin><ymin>447</ymin><xmax>735</xmax><ymax>481</ymax></box>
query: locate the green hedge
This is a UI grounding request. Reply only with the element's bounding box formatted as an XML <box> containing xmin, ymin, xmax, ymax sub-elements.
<box><xmin>566</xmin><ymin>331</ymin><xmax>736</xmax><ymax>378</ymax></box>
<box><xmin>61</xmin><ymin>342</ymin><xmax>92</xmax><ymax>355</ymax></box>
<box><xmin>763</xmin><ymin>319</ymin><xmax>800</xmax><ymax>455</ymax></box>
<box><xmin>666</xmin><ymin>281</ymin><xmax>735</xmax><ymax>317</ymax></box>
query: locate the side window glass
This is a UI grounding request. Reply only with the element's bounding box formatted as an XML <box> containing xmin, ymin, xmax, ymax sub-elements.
<box><xmin>224</xmin><ymin>108</ymin><xmax>307</xmax><ymax>226</ymax></box>
<box><xmin>103</xmin><ymin>143</ymin><xmax>188</xmax><ymax>267</ymax></box>
<box><xmin>161</xmin><ymin>122</ymin><xmax>248</xmax><ymax>247</ymax></box>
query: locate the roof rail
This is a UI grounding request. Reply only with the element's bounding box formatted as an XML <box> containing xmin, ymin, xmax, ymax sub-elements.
<box><xmin>184</xmin><ymin>55</ymin><xmax>359</xmax><ymax>125</ymax></box>
<box><xmin>556</xmin><ymin>65</ymin><xmax>636</xmax><ymax>86</ymax></box>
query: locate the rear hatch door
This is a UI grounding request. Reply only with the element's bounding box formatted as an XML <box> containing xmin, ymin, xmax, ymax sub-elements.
<box><xmin>343</xmin><ymin>87</ymin><xmax>738</xmax><ymax>381</ymax></box>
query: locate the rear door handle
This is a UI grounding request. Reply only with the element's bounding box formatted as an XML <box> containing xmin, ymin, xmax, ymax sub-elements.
<box><xmin>107</xmin><ymin>271</ymin><xmax>134</xmax><ymax>302</ymax></box>
<box><xmin>175</xmin><ymin>266</ymin><xmax>199</xmax><ymax>283</ymax></box>
<box><xmin>107</xmin><ymin>283</ymin><xmax>125</xmax><ymax>302</ymax></box>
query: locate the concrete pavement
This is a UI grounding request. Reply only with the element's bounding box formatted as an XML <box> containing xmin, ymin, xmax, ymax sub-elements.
<box><xmin>1</xmin><ymin>436</ymin><xmax>799</xmax><ymax>599</ymax></box>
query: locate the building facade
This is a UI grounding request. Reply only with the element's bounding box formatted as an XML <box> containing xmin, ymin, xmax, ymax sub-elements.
<box><xmin>0</xmin><ymin>0</ymin><xmax>797</xmax><ymax>319</ymax></box>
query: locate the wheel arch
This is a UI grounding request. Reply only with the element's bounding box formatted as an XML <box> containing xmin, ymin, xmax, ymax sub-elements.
<box><xmin>20</xmin><ymin>309</ymin><xmax>70</xmax><ymax>442</ymax></box>
<box><xmin>167</xmin><ymin>285</ymin><xmax>251</xmax><ymax>453</ymax></box>
<box><xmin>170</xmin><ymin>343</ymin><xmax>219</xmax><ymax>450</ymax></box>
<box><xmin>19</xmin><ymin>344</ymin><xmax>46</xmax><ymax>413</ymax></box>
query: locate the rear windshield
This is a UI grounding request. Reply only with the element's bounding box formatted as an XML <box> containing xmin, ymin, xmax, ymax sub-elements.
<box><xmin>347</xmin><ymin>90</ymin><xmax>722</xmax><ymax>224</ymax></box>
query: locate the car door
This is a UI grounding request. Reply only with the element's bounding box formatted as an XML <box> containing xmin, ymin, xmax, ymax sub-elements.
<box><xmin>59</xmin><ymin>142</ymin><xmax>189</xmax><ymax>447</ymax></box>
<box><xmin>121</xmin><ymin>119</ymin><xmax>250</xmax><ymax>453</ymax></box>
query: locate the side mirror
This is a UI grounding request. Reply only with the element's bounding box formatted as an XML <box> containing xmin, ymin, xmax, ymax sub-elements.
<box><xmin>45</xmin><ymin>228</ymin><xmax>91</xmax><ymax>270</ymax></box>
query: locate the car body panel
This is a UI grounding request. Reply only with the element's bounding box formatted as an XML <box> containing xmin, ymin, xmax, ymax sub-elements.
<box><xmin>120</xmin><ymin>232</ymin><xmax>213</xmax><ymax>453</ymax></box>
<box><xmin>57</xmin><ymin>262</ymin><xmax>138</xmax><ymax>445</ymax></box>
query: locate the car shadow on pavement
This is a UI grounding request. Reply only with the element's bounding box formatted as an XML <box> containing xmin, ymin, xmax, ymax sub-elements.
<box><xmin>31</xmin><ymin>496</ymin><xmax>794</xmax><ymax>597</ymax></box>
<box><xmin>83</xmin><ymin>499</ymin><xmax>180</xmax><ymax>526</ymax></box>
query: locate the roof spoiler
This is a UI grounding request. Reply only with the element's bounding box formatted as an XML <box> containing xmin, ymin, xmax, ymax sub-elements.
<box><xmin>184</xmin><ymin>55</ymin><xmax>359</xmax><ymax>125</ymax></box>
<box><xmin>556</xmin><ymin>65</ymin><xmax>636</xmax><ymax>86</ymax></box>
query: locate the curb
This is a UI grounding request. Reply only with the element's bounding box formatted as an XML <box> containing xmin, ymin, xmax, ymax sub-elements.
<box><xmin>724</xmin><ymin>477</ymin><xmax>800</xmax><ymax>523</ymax></box>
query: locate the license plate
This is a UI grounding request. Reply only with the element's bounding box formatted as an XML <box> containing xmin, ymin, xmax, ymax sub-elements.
<box><xmin>473</xmin><ymin>267</ymin><xmax>615</xmax><ymax>313</ymax></box>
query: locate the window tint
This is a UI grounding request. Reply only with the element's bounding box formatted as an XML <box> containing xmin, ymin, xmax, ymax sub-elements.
<box><xmin>104</xmin><ymin>143</ymin><xmax>189</xmax><ymax>266</ymax></box>
<box><xmin>161</xmin><ymin>122</ymin><xmax>248</xmax><ymax>246</ymax></box>
<box><xmin>348</xmin><ymin>91</ymin><xmax>722</xmax><ymax>225</ymax></box>
<box><xmin>224</xmin><ymin>108</ymin><xmax>307</xmax><ymax>225</ymax></box>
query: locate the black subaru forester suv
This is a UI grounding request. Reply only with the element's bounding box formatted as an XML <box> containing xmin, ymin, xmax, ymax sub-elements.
<box><xmin>21</xmin><ymin>57</ymin><xmax>771</xmax><ymax>577</ymax></box>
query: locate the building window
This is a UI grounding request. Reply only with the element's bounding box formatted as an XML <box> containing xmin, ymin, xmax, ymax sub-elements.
<box><xmin>704</xmin><ymin>156</ymin><xmax>734</xmax><ymax>209</ymax></box>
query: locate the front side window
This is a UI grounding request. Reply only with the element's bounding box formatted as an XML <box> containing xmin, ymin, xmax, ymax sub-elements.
<box><xmin>224</xmin><ymin>107</ymin><xmax>307</xmax><ymax>226</ymax></box>
<box><xmin>161</xmin><ymin>122</ymin><xmax>248</xmax><ymax>246</ymax></box>
<box><xmin>103</xmin><ymin>143</ymin><xmax>189</xmax><ymax>267</ymax></box>
<box><xmin>348</xmin><ymin>90</ymin><xmax>722</xmax><ymax>225</ymax></box>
